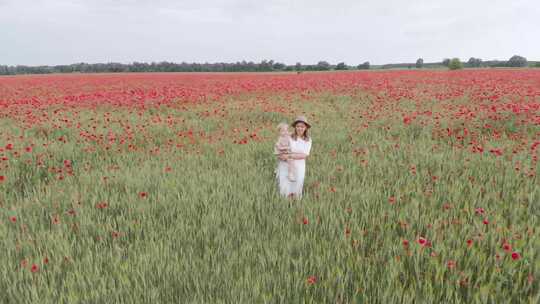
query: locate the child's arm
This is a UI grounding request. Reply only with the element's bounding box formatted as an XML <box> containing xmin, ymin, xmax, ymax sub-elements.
<box><xmin>274</xmin><ymin>143</ymin><xmax>286</xmax><ymax>155</ymax></box>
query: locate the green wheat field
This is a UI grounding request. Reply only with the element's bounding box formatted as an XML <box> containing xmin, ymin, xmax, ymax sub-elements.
<box><xmin>0</xmin><ymin>71</ymin><xmax>538</xmax><ymax>303</ymax></box>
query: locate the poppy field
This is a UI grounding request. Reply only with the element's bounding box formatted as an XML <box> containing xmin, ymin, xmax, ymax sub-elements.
<box><xmin>0</xmin><ymin>70</ymin><xmax>539</xmax><ymax>303</ymax></box>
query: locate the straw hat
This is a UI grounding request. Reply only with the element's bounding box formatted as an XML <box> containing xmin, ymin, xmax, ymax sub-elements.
<box><xmin>291</xmin><ymin>115</ymin><xmax>311</xmax><ymax>129</ymax></box>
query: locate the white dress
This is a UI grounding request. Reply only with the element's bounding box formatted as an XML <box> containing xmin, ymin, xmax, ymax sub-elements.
<box><xmin>275</xmin><ymin>137</ymin><xmax>312</xmax><ymax>199</ymax></box>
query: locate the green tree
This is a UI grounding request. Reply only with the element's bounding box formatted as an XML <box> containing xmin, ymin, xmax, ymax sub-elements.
<box><xmin>258</xmin><ymin>60</ymin><xmax>273</xmax><ymax>71</ymax></box>
<box><xmin>272</xmin><ymin>62</ymin><xmax>286</xmax><ymax>70</ymax></box>
<box><xmin>507</xmin><ymin>55</ymin><xmax>527</xmax><ymax>67</ymax></box>
<box><xmin>442</xmin><ymin>58</ymin><xmax>450</xmax><ymax>67</ymax></box>
<box><xmin>316</xmin><ymin>61</ymin><xmax>331</xmax><ymax>71</ymax></box>
<box><xmin>416</xmin><ymin>58</ymin><xmax>424</xmax><ymax>69</ymax></box>
<box><xmin>467</xmin><ymin>57</ymin><xmax>482</xmax><ymax>68</ymax></box>
<box><xmin>335</xmin><ymin>62</ymin><xmax>347</xmax><ymax>70</ymax></box>
<box><xmin>448</xmin><ymin>58</ymin><xmax>463</xmax><ymax>70</ymax></box>
<box><xmin>357</xmin><ymin>61</ymin><xmax>370</xmax><ymax>70</ymax></box>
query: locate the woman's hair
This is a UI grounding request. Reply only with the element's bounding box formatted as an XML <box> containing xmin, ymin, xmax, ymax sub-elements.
<box><xmin>291</xmin><ymin>122</ymin><xmax>310</xmax><ymax>141</ymax></box>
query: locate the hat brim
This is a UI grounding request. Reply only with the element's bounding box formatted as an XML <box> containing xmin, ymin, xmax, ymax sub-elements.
<box><xmin>292</xmin><ymin>120</ymin><xmax>311</xmax><ymax>128</ymax></box>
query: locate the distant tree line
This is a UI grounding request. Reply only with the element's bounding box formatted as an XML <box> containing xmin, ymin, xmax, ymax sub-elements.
<box><xmin>0</xmin><ymin>60</ymin><xmax>371</xmax><ymax>75</ymax></box>
<box><xmin>381</xmin><ymin>55</ymin><xmax>536</xmax><ymax>70</ymax></box>
<box><xmin>0</xmin><ymin>55</ymin><xmax>536</xmax><ymax>75</ymax></box>
<box><xmin>441</xmin><ymin>55</ymin><xmax>530</xmax><ymax>68</ymax></box>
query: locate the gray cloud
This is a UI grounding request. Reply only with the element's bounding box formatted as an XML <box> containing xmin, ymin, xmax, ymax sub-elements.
<box><xmin>0</xmin><ymin>0</ymin><xmax>538</xmax><ymax>65</ymax></box>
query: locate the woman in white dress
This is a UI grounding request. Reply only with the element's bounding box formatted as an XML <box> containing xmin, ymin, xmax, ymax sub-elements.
<box><xmin>276</xmin><ymin>115</ymin><xmax>312</xmax><ymax>200</ymax></box>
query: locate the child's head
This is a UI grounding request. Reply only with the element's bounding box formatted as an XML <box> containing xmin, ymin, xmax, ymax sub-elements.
<box><xmin>277</xmin><ymin>122</ymin><xmax>289</xmax><ymax>135</ymax></box>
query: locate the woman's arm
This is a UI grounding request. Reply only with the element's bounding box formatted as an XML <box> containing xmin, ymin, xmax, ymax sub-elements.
<box><xmin>278</xmin><ymin>153</ymin><xmax>289</xmax><ymax>161</ymax></box>
<box><xmin>287</xmin><ymin>140</ymin><xmax>311</xmax><ymax>160</ymax></box>
<box><xmin>287</xmin><ymin>153</ymin><xmax>308</xmax><ymax>160</ymax></box>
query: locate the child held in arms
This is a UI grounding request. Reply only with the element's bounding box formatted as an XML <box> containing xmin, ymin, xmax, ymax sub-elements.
<box><xmin>274</xmin><ymin>122</ymin><xmax>296</xmax><ymax>181</ymax></box>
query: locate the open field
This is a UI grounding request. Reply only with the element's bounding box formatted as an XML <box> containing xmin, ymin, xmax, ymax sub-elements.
<box><xmin>0</xmin><ymin>70</ymin><xmax>539</xmax><ymax>303</ymax></box>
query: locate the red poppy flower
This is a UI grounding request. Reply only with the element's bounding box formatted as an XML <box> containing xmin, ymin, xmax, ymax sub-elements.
<box><xmin>489</xmin><ymin>148</ymin><xmax>503</xmax><ymax>156</ymax></box>
<box><xmin>139</xmin><ymin>192</ymin><xmax>148</xmax><ymax>198</ymax></box>
<box><xmin>307</xmin><ymin>276</ymin><xmax>317</xmax><ymax>285</ymax></box>
<box><xmin>0</xmin><ymin>176</ymin><xmax>5</xmax><ymax>182</ymax></box>
<box><xmin>51</xmin><ymin>216</ymin><xmax>60</xmax><ymax>225</ymax></box>
<box><xmin>95</xmin><ymin>202</ymin><xmax>108</xmax><ymax>209</ymax></box>
<box><xmin>302</xmin><ymin>217</ymin><xmax>309</xmax><ymax>225</ymax></box>
<box><xmin>417</xmin><ymin>237</ymin><xmax>427</xmax><ymax>246</ymax></box>
<box><xmin>31</xmin><ymin>264</ymin><xmax>39</xmax><ymax>273</ymax></box>
<box><xmin>511</xmin><ymin>252</ymin><xmax>521</xmax><ymax>260</ymax></box>
<box><xmin>403</xmin><ymin>117</ymin><xmax>412</xmax><ymax>125</ymax></box>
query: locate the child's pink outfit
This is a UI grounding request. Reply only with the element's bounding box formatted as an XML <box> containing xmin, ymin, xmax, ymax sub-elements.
<box><xmin>274</xmin><ymin>134</ymin><xmax>296</xmax><ymax>182</ymax></box>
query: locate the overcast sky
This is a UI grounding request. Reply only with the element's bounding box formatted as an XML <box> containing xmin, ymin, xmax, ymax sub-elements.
<box><xmin>1</xmin><ymin>0</ymin><xmax>538</xmax><ymax>66</ymax></box>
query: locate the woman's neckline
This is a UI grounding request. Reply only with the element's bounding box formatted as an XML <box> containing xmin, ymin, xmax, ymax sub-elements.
<box><xmin>291</xmin><ymin>137</ymin><xmax>310</xmax><ymax>142</ymax></box>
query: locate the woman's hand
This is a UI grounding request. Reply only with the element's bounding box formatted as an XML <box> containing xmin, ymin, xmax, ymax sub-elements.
<box><xmin>278</xmin><ymin>154</ymin><xmax>288</xmax><ymax>161</ymax></box>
